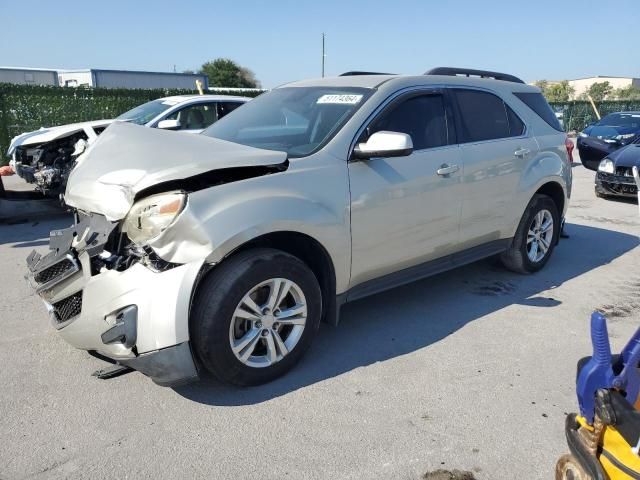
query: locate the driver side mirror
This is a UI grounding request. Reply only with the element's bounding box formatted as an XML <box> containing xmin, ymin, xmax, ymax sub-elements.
<box><xmin>157</xmin><ymin>119</ymin><xmax>181</xmax><ymax>130</ymax></box>
<box><xmin>352</xmin><ymin>131</ymin><xmax>413</xmax><ymax>160</ymax></box>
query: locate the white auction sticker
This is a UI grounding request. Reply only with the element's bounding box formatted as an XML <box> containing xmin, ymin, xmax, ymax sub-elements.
<box><xmin>317</xmin><ymin>94</ymin><xmax>363</xmax><ymax>105</ymax></box>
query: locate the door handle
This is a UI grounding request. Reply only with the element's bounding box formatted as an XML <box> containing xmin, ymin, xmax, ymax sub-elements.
<box><xmin>514</xmin><ymin>148</ymin><xmax>531</xmax><ymax>158</ymax></box>
<box><xmin>437</xmin><ymin>164</ymin><xmax>459</xmax><ymax>176</ymax></box>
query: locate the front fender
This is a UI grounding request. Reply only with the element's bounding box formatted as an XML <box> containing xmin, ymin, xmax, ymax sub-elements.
<box><xmin>148</xmin><ymin>158</ymin><xmax>351</xmax><ymax>293</ymax></box>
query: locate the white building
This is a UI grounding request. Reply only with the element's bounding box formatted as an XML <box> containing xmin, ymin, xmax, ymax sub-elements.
<box><xmin>0</xmin><ymin>66</ymin><xmax>208</xmax><ymax>90</ymax></box>
<box><xmin>0</xmin><ymin>67</ymin><xmax>58</xmax><ymax>86</ymax></box>
<box><xmin>568</xmin><ymin>76</ymin><xmax>640</xmax><ymax>99</ymax></box>
<box><xmin>57</xmin><ymin>69</ymin><xmax>208</xmax><ymax>90</ymax></box>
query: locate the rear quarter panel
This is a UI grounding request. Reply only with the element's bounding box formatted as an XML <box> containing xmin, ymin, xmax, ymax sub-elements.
<box><xmin>506</xmin><ymin>129</ymin><xmax>570</xmax><ymax>237</ymax></box>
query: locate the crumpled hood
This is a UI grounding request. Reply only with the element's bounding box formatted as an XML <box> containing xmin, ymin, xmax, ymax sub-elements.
<box><xmin>609</xmin><ymin>143</ymin><xmax>640</xmax><ymax>168</ymax></box>
<box><xmin>64</xmin><ymin>122</ymin><xmax>287</xmax><ymax>220</ymax></box>
<box><xmin>7</xmin><ymin>119</ymin><xmax>114</xmax><ymax>156</ymax></box>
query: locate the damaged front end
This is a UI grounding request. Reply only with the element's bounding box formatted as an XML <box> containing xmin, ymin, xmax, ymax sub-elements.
<box><xmin>24</xmin><ymin>210</ymin><xmax>168</xmax><ymax>330</ymax></box>
<box><xmin>12</xmin><ymin>134</ymin><xmax>89</xmax><ymax>196</ymax></box>
<box><xmin>26</xmin><ymin>209</ymin><xmax>201</xmax><ymax>386</ymax></box>
<box><xmin>9</xmin><ymin>121</ymin><xmax>111</xmax><ymax>196</ymax></box>
<box><xmin>26</xmin><ymin>212</ymin><xmax>120</xmax><ymax>326</ymax></box>
<box><xmin>25</xmin><ymin>122</ymin><xmax>290</xmax><ymax>386</ymax></box>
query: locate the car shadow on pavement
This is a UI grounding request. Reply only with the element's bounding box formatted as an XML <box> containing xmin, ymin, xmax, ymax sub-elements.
<box><xmin>599</xmin><ymin>195</ymin><xmax>638</xmax><ymax>205</ymax></box>
<box><xmin>175</xmin><ymin>223</ymin><xmax>639</xmax><ymax>406</ymax></box>
<box><xmin>0</xmin><ymin>215</ymin><xmax>71</xmax><ymax>247</ymax></box>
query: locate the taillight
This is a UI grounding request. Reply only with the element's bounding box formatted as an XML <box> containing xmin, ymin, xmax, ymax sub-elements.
<box><xmin>565</xmin><ymin>136</ymin><xmax>574</xmax><ymax>165</ymax></box>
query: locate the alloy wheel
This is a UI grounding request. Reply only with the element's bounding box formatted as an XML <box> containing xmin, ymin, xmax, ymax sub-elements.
<box><xmin>229</xmin><ymin>278</ymin><xmax>307</xmax><ymax>368</ymax></box>
<box><xmin>527</xmin><ymin>209</ymin><xmax>554</xmax><ymax>263</ymax></box>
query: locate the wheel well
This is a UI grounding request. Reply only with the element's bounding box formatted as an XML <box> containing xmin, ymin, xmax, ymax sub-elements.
<box><xmin>231</xmin><ymin>232</ymin><xmax>338</xmax><ymax>325</ymax></box>
<box><xmin>535</xmin><ymin>182</ymin><xmax>565</xmax><ymax>216</ymax></box>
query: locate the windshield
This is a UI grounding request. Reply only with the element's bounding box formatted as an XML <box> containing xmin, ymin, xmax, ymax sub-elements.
<box><xmin>116</xmin><ymin>99</ymin><xmax>176</xmax><ymax>125</ymax></box>
<box><xmin>202</xmin><ymin>87</ymin><xmax>372</xmax><ymax>157</ymax></box>
<box><xmin>597</xmin><ymin>113</ymin><xmax>640</xmax><ymax>128</ymax></box>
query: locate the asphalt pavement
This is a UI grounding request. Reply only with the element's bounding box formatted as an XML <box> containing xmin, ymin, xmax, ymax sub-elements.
<box><xmin>0</xmin><ymin>155</ymin><xmax>638</xmax><ymax>479</ymax></box>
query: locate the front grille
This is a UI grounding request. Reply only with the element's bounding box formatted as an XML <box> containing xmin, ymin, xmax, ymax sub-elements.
<box><xmin>34</xmin><ymin>257</ymin><xmax>75</xmax><ymax>284</ymax></box>
<box><xmin>52</xmin><ymin>292</ymin><xmax>83</xmax><ymax>324</ymax></box>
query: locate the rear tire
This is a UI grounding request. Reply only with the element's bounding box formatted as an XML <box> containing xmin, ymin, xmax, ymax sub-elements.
<box><xmin>190</xmin><ymin>248</ymin><xmax>322</xmax><ymax>386</ymax></box>
<box><xmin>501</xmin><ymin>194</ymin><xmax>560</xmax><ymax>274</ymax></box>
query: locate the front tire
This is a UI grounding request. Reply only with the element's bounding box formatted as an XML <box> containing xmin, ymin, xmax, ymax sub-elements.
<box><xmin>501</xmin><ymin>194</ymin><xmax>560</xmax><ymax>274</ymax></box>
<box><xmin>190</xmin><ymin>248</ymin><xmax>322</xmax><ymax>386</ymax></box>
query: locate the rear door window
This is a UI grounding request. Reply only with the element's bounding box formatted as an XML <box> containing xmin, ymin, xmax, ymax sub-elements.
<box><xmin>368</xmin><ymin>93</ymin><xmax>449</xmax><ymax>150</ymax></box>
<box><xmin>453</xmin><ymin>89</ymin><xmax>515</xmax><ymax>142</ymax></box>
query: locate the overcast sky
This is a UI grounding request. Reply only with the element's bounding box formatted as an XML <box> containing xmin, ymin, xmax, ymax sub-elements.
<box><xmin>1</xmin><ymin>0</ymin><xmax>638</xmax><ymax>88</ymax></box>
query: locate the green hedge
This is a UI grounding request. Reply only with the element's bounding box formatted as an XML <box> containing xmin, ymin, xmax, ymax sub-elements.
<box><xmin>0</xmin><ymin>83</ymin><xmax>264</xmax><ymax>165</ymax></box>
<box><xmin>549</xmin><ymin>100</ymin><xmax>640</xmax><ymax>133</ymax></box>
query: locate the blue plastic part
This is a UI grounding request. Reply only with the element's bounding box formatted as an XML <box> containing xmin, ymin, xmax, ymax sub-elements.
<box><xmin>576</xmin><ymin>312</ymin><xmax>640</xmax><ymax>424</ymax></box>
<box><xmin>616</xmin><ymin>325</ymin><xmax>640</xmax><ymax>405</ymax></box>
<box><xmin>577</xmin><ymin>312</ymin><xmax>615</xmax><ymax>423</ymax></box>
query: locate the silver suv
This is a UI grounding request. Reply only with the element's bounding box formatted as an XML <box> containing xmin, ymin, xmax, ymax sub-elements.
<box><xmin>27</xmin><ymin>68</ymin><xmax>572</xmax><ymax>386</ymax></box>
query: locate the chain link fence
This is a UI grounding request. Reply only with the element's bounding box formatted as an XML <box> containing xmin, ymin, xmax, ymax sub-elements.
<box><xmin>549</xmin><ymin>100</ymin><xmax>640</xmax><ymax>133</ymax></box>
<box><xmin>0</xmin><ymin>83</ymin><xmax>264</xmax><ymax>165</ymax></box>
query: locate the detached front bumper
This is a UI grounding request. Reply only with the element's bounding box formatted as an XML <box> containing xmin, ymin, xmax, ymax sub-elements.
<box><xmin>596</xmin><ymin>171</ymin><xmax>638</xmax><ymax>198</ymax></box>
<box><xmin>26</xmin><ymin>213</ymin><xmax>203</xmax><ymax>387</ymax></box>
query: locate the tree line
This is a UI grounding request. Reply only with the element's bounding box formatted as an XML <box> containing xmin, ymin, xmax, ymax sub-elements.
<box><xmin>534</xmin><ymin>79</ymin><xmax>640</xmax><ymax>102</ymax></box>
<box><xmin>184</xmin><ymin>58</ymin><xmax>261</xmax><ymax>89</ymax></box>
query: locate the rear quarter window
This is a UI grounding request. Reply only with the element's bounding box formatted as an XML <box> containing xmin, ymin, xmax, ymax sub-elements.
<box><xmin>514</xmin><ymin>92</ymin><xmax>563</xmax><ymax>131</ymax></box>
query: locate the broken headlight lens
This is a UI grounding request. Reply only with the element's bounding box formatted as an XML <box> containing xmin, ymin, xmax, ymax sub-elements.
<box><xmin>598</xmin><ymin>158</ymin><xmax>615</xmax><ymax>174</ymax></box>
<box><xmin>123</xmin><ymin>192</ymin><xmax>186</xmax><ymax>246</ymax></box>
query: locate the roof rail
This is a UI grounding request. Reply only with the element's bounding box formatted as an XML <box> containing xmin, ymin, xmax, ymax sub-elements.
<box><xmin>339</xmin><ymin>71</ymin><xmax>395</xmax><ymax>76</ymax></box>
<box><xmin>424</xmin><ymin>67</ymin><xmax>525</xmax><ymax>84</ymax></box>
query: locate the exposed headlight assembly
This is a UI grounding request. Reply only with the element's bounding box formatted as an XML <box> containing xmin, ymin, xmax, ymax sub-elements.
<box><xmin>598</xmin><ymin>158</ymin><xmax>615</xmax><ymax>174</ymax></box>
<box><xmin>578</xmin><ymin>132</ymin><xmax>588</xmax><ymax>138</ymax></box>
<box><xmin>123</xmin><ymin>192</ymin><xmax>186</xmax><ymax>246</ymax></box>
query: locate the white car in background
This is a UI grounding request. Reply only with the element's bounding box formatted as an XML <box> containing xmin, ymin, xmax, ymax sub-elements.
<box><xmin>7</xmin><ymin>94</ymin><xmax>250</xmax><ymax>195</ymax></box>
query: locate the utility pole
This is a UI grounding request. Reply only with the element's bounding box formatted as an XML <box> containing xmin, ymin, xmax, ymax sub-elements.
<box><xmin>321</xmin><ymin>33</ymin><xmax>326</xmax><ymax>77</ymax></box>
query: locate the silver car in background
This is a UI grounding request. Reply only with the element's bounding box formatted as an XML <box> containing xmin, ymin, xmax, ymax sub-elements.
<box><xmin>27</xmin><ymin>68</ymin><xmax>571</xmax><ymax>386</ymax></box>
